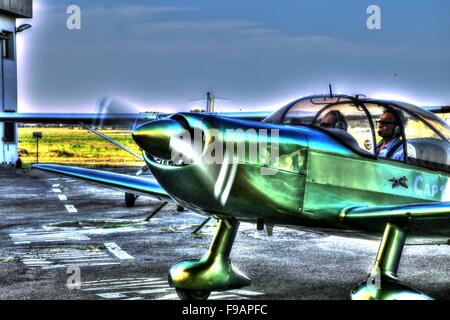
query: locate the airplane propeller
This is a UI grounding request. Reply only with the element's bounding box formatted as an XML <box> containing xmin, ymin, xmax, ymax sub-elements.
<box><xmin>95</xmin><ymin>96</ymin><xmax>143</xmax><ymax>131</ymax></box>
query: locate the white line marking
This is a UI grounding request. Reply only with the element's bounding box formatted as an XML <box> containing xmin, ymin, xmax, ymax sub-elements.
<box><xmin>10</xmin><ymin>232</ymin><xmax>90</xmax><ymax>244</ymax></box>
<box><xmin>82</xmin><ymin>278</ymin><xmax>159</xmax><ymax>284</ymax></box>
<box><xmin>227</xmin><ymin>289</ymin><xmax>265</xmax><ymax>296</ymax></box>
<box><xmin>52</xmin><ymin>184</ymin><xmax>60</xmax><ymax>188</ymax></box>
<box><xmin>59</xmin><ymin>258</ymin><xmax>115</xmax><ymax>263</ymax></box>
<box><xmin>94</xmin><ymin>288</ymin><xmax>172</xmax><ymax>298</ymax></box>
<box><xmin>43</xmin><ymin>262</ymin><xmax>121</xmax><ymax>269</ymax></box>
<box><xmin>230</xmin><ymin>296</ymin><xmax>250</xmax><ymax>300</ymax></box>
<box><xmin>97</xmin><ymin>293</ymin><xmax>127</xmax><ymax>299</ymax></box>
<box><xmin>82</xmin><ymin>279</ymin><xmax>163</xmax><ymax>287</ymax></box>
<box><xmin>156</xmin><ymin>293</ymin><xmax>179</xmax><ymax>300</ymax></box>
<box><xmin>104</xmin><ymin>242</ymin><xmax>134</xmax><ymax>260</ymax></box>
<box><xmin>83</xmin><ymin>283</ymin><xmax>169</xmax><ymax>292</ymax></box>
<box><xmin>48</xmin><ymin>255</ymin><xmax>109</xmax><ymax>259</ymax></box>
<box><xmin>81</xmin><ymin>227</ymin><xmax>146</xmax><ymax>235</ymax></box>
<box><xmin>136</xmin><ymin>288</ymin><xmax>171</xmax><ymax>295</ymax></box>
<box><xmin>23</xmin><ymin>261</ymin><xmax>52</xmax><ymax>265</ymax></box>
<box><xmin>210</xmin><ymin>294</ymin><xmax>240</xmax><ymax>300</ymax></box>
<box><xmin>58</xmin><ymin>195</ymin><xmax>68</xmax><ymax>201</ymax></box>
<box><xmin>65</xmin><ymin>205</ymin><xmax>78</xmax><ymax>213</ymax></box>
<box><xmin>52</xmin><ymin>188</ymin><xmax>61</xmax><ymax>193</ymax></box>
<box><xmin>75</xmin><ymin>275</ymin><xmax>265</xmax><ymax>300</ymax></box>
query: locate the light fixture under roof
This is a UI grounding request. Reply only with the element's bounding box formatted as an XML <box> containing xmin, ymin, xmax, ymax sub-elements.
<box><xmin>16</xmin><ymin>24</ymin><xmax>32</xmax><ymax>33</ymax></box>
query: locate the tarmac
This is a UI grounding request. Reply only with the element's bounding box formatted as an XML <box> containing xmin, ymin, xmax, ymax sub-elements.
<box><xmin>0</xmin><ymin>166</ymin><xmax>449</xmax><ymax>300</ymax></box>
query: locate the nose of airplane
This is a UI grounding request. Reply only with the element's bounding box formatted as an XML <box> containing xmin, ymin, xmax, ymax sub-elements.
<box><xmin>132</xmin><ymin>119</ymin><xmax>187</xmax><ymax>160</ymax></box>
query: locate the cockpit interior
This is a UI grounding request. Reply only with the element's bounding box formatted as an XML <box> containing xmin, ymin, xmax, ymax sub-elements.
<box><xmin>263</xmin><ymin>95</ymin><xmax>450</xmax><ymax>173</ymax></box>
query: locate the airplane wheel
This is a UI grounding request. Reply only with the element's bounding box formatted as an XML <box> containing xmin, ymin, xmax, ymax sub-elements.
<box><xmin>125</xmin><ymin>193</ymin><xmax>136</xmax><ymax>207</ymax></box>
<box><xmin>176</xmin><ymin>205</ymin><xmax>185</xmax><ymax>212</ymax></box>
<box><xmin>175</xmin><ymin>289</ymin><xmax>211</xmax><ymax>301</ymax></box>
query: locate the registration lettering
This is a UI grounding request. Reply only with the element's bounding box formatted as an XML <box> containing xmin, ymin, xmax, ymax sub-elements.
<box><xmin>414</xmin><ymin>175</ymin><xmax>446</xmax><ymax>198</ymax></box>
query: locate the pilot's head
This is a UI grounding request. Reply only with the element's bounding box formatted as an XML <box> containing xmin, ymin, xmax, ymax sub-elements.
<box><xmin>319</xmin><ymin>110</ymin><xmax>348</xmax><ymax>131</ymax></box>
<box><xmin>377</xmin><ymin>109</ymin><xmax>403</xmax><ymax>140</ymax></box>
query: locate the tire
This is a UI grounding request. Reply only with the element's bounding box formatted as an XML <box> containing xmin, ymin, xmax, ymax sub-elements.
<box><xmin>175</xmin><ymin>289</ymin><xmax>211</xmax><ymax>301</ymax></box>
<box><xmin>125</xmin><ymin>193</ymin><xmax>136</xmax><ymax>207</ymax></box>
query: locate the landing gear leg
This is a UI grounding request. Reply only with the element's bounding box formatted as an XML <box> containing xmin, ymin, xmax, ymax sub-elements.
<box><xmin>125</xmin><ymin>165</ymin><xmax>147</xmax><ymax>208</ymax></box>
<box><xmin>125</xmin><ymin>193</ymin><xmax>138</xmax><ymax>207</ymax></box>
<box><xmin>350</xmin><ymin>223</ymin><xmax>432</xmax><ymax>300</ymax></box>
<box><xmin>169</xmin><ymin>218</ymin><xmax>251</xmax><ymax>300</ymax></box>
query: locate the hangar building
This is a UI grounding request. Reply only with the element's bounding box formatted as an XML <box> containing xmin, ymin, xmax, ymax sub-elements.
<box><xmin>0</xmin><ymin>0</ymin><xmax>32</xmax><ymax>165</ymax></box>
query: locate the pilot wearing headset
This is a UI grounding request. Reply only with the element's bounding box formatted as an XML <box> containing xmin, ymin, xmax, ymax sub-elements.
<box><xmin>319</xmin><ymin>110</ymin><xmax>348</xmax><ymax>131</ymax></box>
<box><xmin>318</xmin><ymin>110</ymin><xmax>364</xmax><ymax>151</ymax></box>
<box><xmin>376</xmin><ymin>109</ymin><xmax>416</xmax><ymax>161</ymax></box>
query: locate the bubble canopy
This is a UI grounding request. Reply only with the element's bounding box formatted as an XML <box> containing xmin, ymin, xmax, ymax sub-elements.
<box><xmin>264</xmin><ymin>95</ymin><xmax>450</xmax><ymax>173</ymax></box>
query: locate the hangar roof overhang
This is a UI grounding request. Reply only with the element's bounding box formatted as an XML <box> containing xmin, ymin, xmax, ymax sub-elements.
<box><xmin>0</xmin><ymin>0</ymin><xmax>33</xmax><ymax>18</ymax></box>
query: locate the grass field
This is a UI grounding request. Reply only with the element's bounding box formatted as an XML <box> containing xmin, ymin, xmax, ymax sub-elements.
<box><xmin>18</xmin><ymin>128</ymin><xmax>145</xmax><ymax>167</ymax></box>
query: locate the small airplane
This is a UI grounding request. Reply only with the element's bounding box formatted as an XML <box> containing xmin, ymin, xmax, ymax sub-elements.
<box><xmin>1</xmin><ymin>94</ymin><xmax>449</xmax><ymax>300</ymax></box>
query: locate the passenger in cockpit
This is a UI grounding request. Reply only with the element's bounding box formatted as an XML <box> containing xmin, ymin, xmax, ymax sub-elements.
<box><xmin>318</xmin><ymin>110</ymin><xmax>362</xmax><ymax>151</ymax></box>
<box><xmin>319</xmin><ymin>110</ymin><xmax>348</xmax><ymax>131</ymax></box>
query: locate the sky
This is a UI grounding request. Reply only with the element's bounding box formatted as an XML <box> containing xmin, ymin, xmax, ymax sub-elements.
<box><xmin>15</xmin><ymin>0</ymin><xmax>450</xmax><ymax>113</ymax></box>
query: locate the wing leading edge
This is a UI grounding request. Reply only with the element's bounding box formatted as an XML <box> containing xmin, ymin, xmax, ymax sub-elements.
<box><xmin>0</xmin><ymin>111</ymin><xmax>270</xmax><ymax>124</ymax></box>
<box><xmin>0</xmin><ymin>113</ymin><xmax>163</xmax><ymax>125</ymax></box>
<box><xmin>33</xmin><ymin>164</ymin><xmax>171</xmax><ymax>200</ymax></box>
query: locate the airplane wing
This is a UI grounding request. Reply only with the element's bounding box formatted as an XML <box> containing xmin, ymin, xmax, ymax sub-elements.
<box><xmin>0</xmin><ymin>111</ymin><xmax>270</xmax><ymax>124</ymax></box>
<box><xmin>425</xmin><ymin>106</ymin><xmax>450</xmax><ymax>115</ymax></box>
<box><xmin>215</xmin><ymin>111</ymin><xmax>271</xmax><ymax>121</ymax></box>
<box><xmin>33</xmin><ymin>164</ymin><xmax>171</xmax><ymax>201</ymax></box>
<box><xmin>341</xmin><ymin>202</ymin><xmax>450</xmax><ymax>223</ymax></box>
<box><xmin>0</xmin><ymin>113</ymin><xmax>164</xmax><ymax>125</ymax></box>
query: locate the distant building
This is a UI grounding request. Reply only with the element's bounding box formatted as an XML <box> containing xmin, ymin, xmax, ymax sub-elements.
<box><xmin>0</xmin><ymin>0</ymin><xmax>32</xmax><ymax>165</ymax></box>
<box><xmin>190</xmin><ymin>108</ymin><xmax>206</xmax><ymax>113</ymax></box>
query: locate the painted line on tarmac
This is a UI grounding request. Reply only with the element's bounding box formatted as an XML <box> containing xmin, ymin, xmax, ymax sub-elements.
<box><xmin>9</xmin><ymin>232</ymin><xmax>90</xmax><ymax>244</ymax></box>
<box><xmin>65</xmin><ymin>205</ymin><xmax>78</xmax><ymax>213</ymax></box>
<box><xmin>81</xmin><ymin>277</ymin><xmax>265</xmax><ymax>301</ymax></box>
<box><xmin>58</xmin><ymin>195</ymin><xmax>68</xmax><ymax>201</ymax></box>
<box><xmin>45</xmin><ymin>262</ymin><xmax>122</xmax><ymax>269</ymax></box>
<box><xmin>52</xmin><ymin>188</ymin><xmax>62</xmax><ymax>193</ymax></box>
<box><xmin>227</xmin><ymin>289</ymin><xmax>265</xmax><ymax>296</ymax></box>
<box><xmin>82</xmin><ymin>279</ymin><xmax>162</xmax><ymax>286</ymax></box>
<box><xmin>82</xmin><ymin>278</ymin><xmax>156</xmax><ymax>284</ymax></box>
<box><xmin>104</xmin><ymin>242</ymin><xmax>134</xmax><ymax>260</ymax></box>
<box><xmin>97</xmin><ymin>293</ymin><xmax>128</xmax><ymax>299</ymax></box>
<box><xmin>83</xmin><ymin>283</ymin><xmax>169</xmax><ymax>292</ymax></box>
<box><xmin>14</xmin><ymin>247</ymin><xmax>124</xmax><ymax>269</ymax></box>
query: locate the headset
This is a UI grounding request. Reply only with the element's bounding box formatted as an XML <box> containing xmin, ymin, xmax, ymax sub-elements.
<box><xmin>328</xmin><ymin>110</ymin><xmax>348</xmax><ymax>131</ymax></box>
<box><xmin>383</xmin><ymin>108</ymin><xmax>404</xmax><ymax>138</ymax></box>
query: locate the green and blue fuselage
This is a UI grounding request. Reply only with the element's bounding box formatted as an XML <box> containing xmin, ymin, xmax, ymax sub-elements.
<box><xmin>134</xmin><ymin>113</ymin><xmax>450</xmax><ymax>238</ymax></box>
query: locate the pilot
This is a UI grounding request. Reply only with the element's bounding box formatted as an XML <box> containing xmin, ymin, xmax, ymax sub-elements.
<box><xmin>319</xmin><ymin>110</ymin><xmax>348</xmax><ymax>131</ymax></box>
<box><xmin>376</xmin><ymin>109</ymin><xmax>416</xmax><ymax>161</ymax></box>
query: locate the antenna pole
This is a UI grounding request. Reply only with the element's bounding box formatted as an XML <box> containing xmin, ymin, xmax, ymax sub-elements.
<box><xmin>206</xmin><ymin>92</ymin><xmax>215</xmax><ymax>113</ymax></box>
